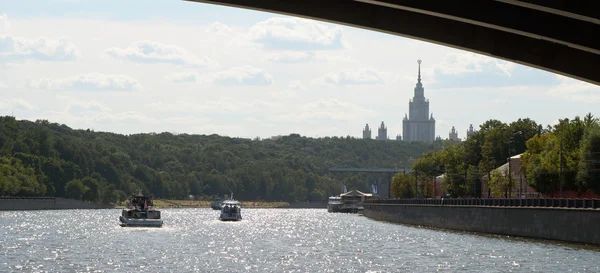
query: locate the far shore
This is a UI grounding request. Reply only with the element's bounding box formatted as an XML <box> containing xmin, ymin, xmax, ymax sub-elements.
<box><xmin>114</xmin><ymin>199</ymin><xmax>291</xmax><ymax>209</ymax></box>
<box><xmin>114</xmin><ymin>200</ymin><xmax>331</xmax><ymax>209</ymax></box>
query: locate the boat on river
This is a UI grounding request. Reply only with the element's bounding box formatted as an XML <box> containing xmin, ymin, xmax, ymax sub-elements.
<box><xmin>210</xmin><ymin>197</ymin><xmax>223</xmax><ymax>210</ymax></box>
<box><xmin>219</xmin><ymin>194</ymin><xmax>242</xmax><ymax>221</ymax></box>
<box><xmin>119</xmin><ymin>193</ymin><xmax>163</xmax><ymax>227</ymax></box>
<box><xmin>328</xmin><ymin>189</ymin><xmax>377</xmax><ymax>213</ymax></box>
<box><xmin>327</xmin><ymin>196</ymin><xmax>343</xmax><ymax>212</ymax></box>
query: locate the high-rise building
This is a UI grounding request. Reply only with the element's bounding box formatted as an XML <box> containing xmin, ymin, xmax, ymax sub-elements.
<box><xmin>402</xmin><ymin>60</ymin><xmax>435</xmax><ymax>142</ymax></box>
<box><xmin>376</xmin><ymin>121</ymin><xmax>387</xmax><ymax>140</ymax></box>
<box><xmin>449</xmin><ymin>126</ymin><xmax>460</xmax><ymax>142</ymax></box>
<box><xmin>363</xmin><ymin>123</ymin><xmax>372</xmax><ymax>139</ymax></box>
<box><xmin>466</xmin><ymin>124</ymin><xmax>476</xmax><ymax>139</ymax></box>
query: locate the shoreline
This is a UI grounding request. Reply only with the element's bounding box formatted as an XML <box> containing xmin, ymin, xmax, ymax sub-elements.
<box><xmin>149</xmin><ymin>199</ymin><xmax>291</xmax><ymax>209</ymax></box>
<box><xmin>1</xmin><ymin>197</ymin><xmax>327</xmax><ymax>210</ymax></box>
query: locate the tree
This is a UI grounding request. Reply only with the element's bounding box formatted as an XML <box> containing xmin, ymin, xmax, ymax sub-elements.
<box><xmin>488</xmin><ymin>168</ymin><xmax>513</xmax><ymax>198</ymax></box>
<box><xmin>391</xmin><ymin>173</ymin><xmax>413</xmax><ymax>198</ymax></box>
<box><xmin>65</xmin><ymin>179</ymin><xmax>89</xmax><ymax>200</ymax></box>
<box><xmin>577</xmin><ymin>127</ymin><xmax>600</xmax><ymax>194</ymax></box>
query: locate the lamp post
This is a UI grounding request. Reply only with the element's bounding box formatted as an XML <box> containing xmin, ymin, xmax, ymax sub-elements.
<box><xmin>508</xmin><ymin>131</ymin><xmax>522</xmax><ymax>198</ymax></box>
<box><xmin>559</xmin><ymin>136</ymin><xmax>563</xmax><ymax>199</ymax></box>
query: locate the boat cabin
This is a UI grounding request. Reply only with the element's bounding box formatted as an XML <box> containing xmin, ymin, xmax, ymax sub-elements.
<box><xmin>340</xmin><ymin>189</ymin><xmax>378</xmax><ymax>204</ymax></box>
<box><xmin>220</xmin><ymin>200</ymin><xmax>242</xmax><ymax>221</ymax></box>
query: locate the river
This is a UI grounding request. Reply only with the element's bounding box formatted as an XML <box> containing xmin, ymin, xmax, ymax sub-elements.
<box><xmin>1</xmin><ymin>208</ymin><xmax>598</xmax><ymax>272</ymax></box>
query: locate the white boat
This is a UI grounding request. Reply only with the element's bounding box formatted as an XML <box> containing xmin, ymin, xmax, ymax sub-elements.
<box><xmin>329</xmin><ymin>189</ymin><xmax>378</xmax><ymax>213</ymax></box>
<box><xmin>327</xmin><ymin>196</ymin><xmax>343</xmax><ymax>212</ymax></box>
<box><xmin>119</xmin><ymin>193</ymin><xmax>163</xmax><ymax>227</ymax></box>
<box><xmin>219</xmin><ymin>194</ymin><xmax>242</xmax><ymax>221</ymax></box>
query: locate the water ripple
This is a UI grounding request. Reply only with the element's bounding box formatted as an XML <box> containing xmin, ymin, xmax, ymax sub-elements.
<box><xmin>1</xmin><ymin>209</ymin><xmax>599</xmax><ymax>272</ymax></box>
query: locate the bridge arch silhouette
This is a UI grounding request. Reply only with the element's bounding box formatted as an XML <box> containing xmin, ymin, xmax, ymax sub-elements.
<box><xmin>188</xmin><ymin>0</ymin><xmax>600</xmax><ymax>86</ymax></box>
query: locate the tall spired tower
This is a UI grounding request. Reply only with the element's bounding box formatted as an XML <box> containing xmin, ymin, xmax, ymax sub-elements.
<box><xmin>402</xmin><ymin>60</ymin><xmax>435</xmax><ymax>142</ymax></box>
<box><xmin>362</xmin><ymin>123</ymin><xmax>371</xmax><ymax>139</ymax></box>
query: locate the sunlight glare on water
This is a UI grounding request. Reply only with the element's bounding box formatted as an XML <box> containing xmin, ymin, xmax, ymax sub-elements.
<box><xmin>1</xmin><ymin>209</ymin><xmax>599</xmax><ymax>272</ymax></box>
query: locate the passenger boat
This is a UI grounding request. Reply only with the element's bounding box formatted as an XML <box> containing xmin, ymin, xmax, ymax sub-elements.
<box><xmin>210</xmin><ymin>197</ymin><xmax>223</xmax><ymax>210</ymax></box>
<box><xmin>327</xmin><ymin>196</ymin><xmax>343</xmax><ymax>212</ymax></box>
<box><xmin>119</xmin><ymin>193</ymin><xmax>163</xmax><ymax>227</ymax></box>
<box><xmin>328</xmin><ymin>189</ymin><xmax>378</xmax><ymax>213</ymax></box>
<box><xmin>219</xmin><ymin>194</ymin><xmax>242</xmax><ymax>221</ymax></box>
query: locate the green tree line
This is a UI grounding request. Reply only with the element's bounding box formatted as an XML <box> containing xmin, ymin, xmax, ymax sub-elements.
<box><xmin>0</xmin><ymin>116</ymin><xmax>439</xmax><ymax>204</ymax></box>
<box><xmin>392</xmin><ymin>114</ymin><xmax>600</xmax><ymax>198</ymax></box>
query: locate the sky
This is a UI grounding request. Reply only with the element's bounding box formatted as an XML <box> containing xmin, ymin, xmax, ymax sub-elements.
<box><xmin>1</xmin><ymin>0</ymin><xmax>599</xmax><ymax>140</ymax></box>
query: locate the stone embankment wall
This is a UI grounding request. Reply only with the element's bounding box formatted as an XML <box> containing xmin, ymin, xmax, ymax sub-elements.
<box><xmin>363</xmin><ymin>203</ymin><xmax>600</xmax><ymax>245</ymax></box>
<box><xmin>0</xmin><ymin>197</ymin><xmax>112</xmax><ymax>210</ymax></box>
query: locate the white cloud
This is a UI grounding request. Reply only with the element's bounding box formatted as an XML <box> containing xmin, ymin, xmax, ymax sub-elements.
<box><xmin>40</xmin><ymin>110</ymin><xmax>155</xmax><ymax>130</ymax></box>
<box><xmin>267</xmin><ymin>51</ymin><xmax>355</xmax><ymax>63</ymax></box>
<box><xmin>164</xmin><ymin>71</ymin><xmax>201</xmax><ymax>83</ymax></box>
<box><xmin>433</xmin><ymin>52</ymin><xmax>515</xmax><ymax>76</ymax></box>
<box><xmin>0</xmin><ymin>13</ymin><xmax>10</xmax><ymax>35</ymax></box>
<box><xmin>105</xmin><ymin>40</ymin><xmax>216</xmax><ymax>67</ymax></box>
<box><xmin>0</xmin><ymin>82</ymin><xmax>7</xmax><ymax>89</ymax></box>
<box><xmin>205</xmin><ymin>22</ymin><xmax>233</xmax><ymax>36</ymax></box>
<box><xmin>0</xmin><ymin>98</ymin><xmax>36</xmax><ymax>111</ymax></box>
<box><xmin>268</xmin><ymin>51</ymin><xmax>315</xmax><ymax>63</ymax></box>
<box><xmin>270</xmin><ymin>81</ymin><xmax>304</xmax><ymax>98</ymax></box>
<box><xmin>547</xmin><ymin>75</ymin><xmax>600</xmax><ymax>103</ymax></box>
<box><xmin>66</xmin><ymin>100</ymin><xmax>112</xmax><ymax>114</ymax></box>
<box><xmin>313</xmin><ymin>68</ymin><xmax>387</xmax><ymax>86</ymax></box>
<box><xmin>213</xmin><ymin>66</ymin><xmax>273</xmax><ymax>86</ymax></box>
<box><xmin>272</xmin><ymin>99</ymin><xmax>377</xmax><ymax>122</ymax></box>
<box><xmin>28</xmin><ymin>73</ymin><xmax>142</xmax><ymax>91</ymax></box>
<box><xmin>0</xmin><ymin>36</ymin><xmax>80</xmax><ymax>62</ymax></box>
<box><xmin>249</xmin><ymin>17</ymin><xmax>344</xmax><ymax>50</ymax></box>
<box><xmin>91</xmin><ymin>111</ymin><xmax>150</xmax><ymax>124</ymax></box>
<box><xmin>148</xmin><ymin>98</ymin><xmax>285</xmax><ymax>117</ymax></box>
<box><xmin>167</xmin><ymin>66</ymin><xmax>273</xmax><ymax>86</ymax></box>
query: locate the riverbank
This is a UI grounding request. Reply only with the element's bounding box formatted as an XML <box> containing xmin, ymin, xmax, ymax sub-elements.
<box><xmin>144</xmin><ymin>199</ymin><xmax>290</xmax><ymax>209</ymax></box>
<box><xmin>0</xmin><ymin>197</ymin><xmax>112</xmax><ymax>210</ymax></box>
<box><xmin>363</xmin><ymin>202</ymin><xmax>600</xmax><ymax>246</ymax></box>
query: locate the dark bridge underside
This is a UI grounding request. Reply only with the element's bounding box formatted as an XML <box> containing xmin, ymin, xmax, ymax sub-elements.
<box><xmin>187</xmin><ymin>0</ymin><xmax>600</xmax><ymax>86</ymax></box>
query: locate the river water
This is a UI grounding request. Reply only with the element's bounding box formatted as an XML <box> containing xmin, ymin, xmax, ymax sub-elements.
<box><xmin>1</xmin><ymin>208</ymin><xmax>598</xmax><ymax>272</ymax></box>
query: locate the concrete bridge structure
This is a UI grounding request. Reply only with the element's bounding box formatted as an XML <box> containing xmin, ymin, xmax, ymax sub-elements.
<box><xmin>329</xmin><ymin>167</ymin><xmax>409</xmax><ymax>198</ymax></box>
<box><xmin>187</xmin><ymin>0</ymin><xmax>600</xmax><ymax>86</ymax></box>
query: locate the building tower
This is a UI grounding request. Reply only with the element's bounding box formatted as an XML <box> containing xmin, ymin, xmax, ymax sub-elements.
<box><xmin>363</xmin><ymin>123</ymin><xmax>372</xmax><ymax>139</ymax></box>
<box><xmin>402</xmin><ymin>59</ymin><xmax>436</xmax><ymax>142</ymax></box>
<box><xmin>376</xmin><ymin>121</ymin><xmax>387</xmax><ymax>140</ymax></box>
<box><xmin>449</xmin><ymin>126</ymin><xmax>460</xmax><ymax>142</ymax></box>
<box><xmin>466</xmin><ymin>124</ymin><xmax>476</xmax><ymax>139</ymax></box>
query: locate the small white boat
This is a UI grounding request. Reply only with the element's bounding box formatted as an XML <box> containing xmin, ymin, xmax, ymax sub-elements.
<box><xmin>219</xmin><ymin>195</ymin><xmax>242</xmax><ymax>221</ymax></box>
<box><xmin>119</xmin><ymin>193</ymin><xmax>163</xmax><ymax>227</ymax></box>
<box><xmin>327</xmin><ymin>196</ymin><xmax>343</xmax><ymax>212</ymax></box>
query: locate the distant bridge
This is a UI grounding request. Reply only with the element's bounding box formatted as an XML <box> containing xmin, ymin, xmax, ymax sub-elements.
<box><xmin>328</xmin><ymin>167</ymin><xmax>410</xmax><ymax>198</ymax></box>
<box><xmin>328</xmin><ymin>168</ymin><xmax>409</xmax><ymax>174</ymax></box>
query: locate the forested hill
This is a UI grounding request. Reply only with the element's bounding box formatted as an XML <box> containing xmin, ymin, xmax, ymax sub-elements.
<box><xmin>0</xmin><ymin>116</ymin><xmax>440</xmax><ymax>203</ymax></box>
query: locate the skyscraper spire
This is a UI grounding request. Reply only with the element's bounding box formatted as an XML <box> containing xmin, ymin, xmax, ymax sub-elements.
<box><xmin>417</xmin><ymin>59</ymin><xmax>422</xmax><ymax>83</ymax></box>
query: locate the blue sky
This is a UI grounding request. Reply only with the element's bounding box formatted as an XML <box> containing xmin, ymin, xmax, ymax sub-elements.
<box><xmin>1</xmin><ymin>0</ymin><xmax>599</xmax><ymax>139</ymax></box>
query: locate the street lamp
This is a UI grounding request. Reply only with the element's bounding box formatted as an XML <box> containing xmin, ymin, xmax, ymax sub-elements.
<box><xmin>508</xmin><ymin>131</ymin><xmax>522</xmax><ymax>198</ymax></box>
<box><xmin>559</xmin><ymin>135</ymin><xmax>563</xmax><ymax>199</ymax></box>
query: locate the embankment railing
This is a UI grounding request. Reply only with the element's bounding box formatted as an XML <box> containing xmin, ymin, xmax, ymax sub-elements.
<box><xmin>364</xmin><ymin>198</ymin><xmax>600</xmax><ymax>209</ymax></box>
